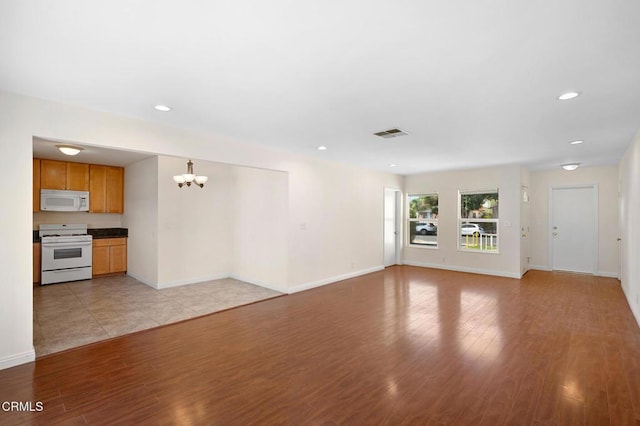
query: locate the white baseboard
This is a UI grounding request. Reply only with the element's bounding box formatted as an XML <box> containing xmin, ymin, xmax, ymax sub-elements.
<box><xmin>528</xmin><ymin>266</ymin><xmax>620</xmax><ymax>279</ymax></box>
<box><xmin>529</xmin><ymin>265</ymin><xmax>552</xmax><ymax>272</ymax></box>
<box><xmin>403</xmin><ymin>261</ymin><xmax>522</xmax><ymax>279</ymax></box>
<box><xmin>622</xmin><ymin>288</ymin><xmax>640</xmax><ymax>328</ymax></box>
<box><xmin>598</xmin><ymin>271</ymin><xmax>620</xmax><ymax>279</ymax></box>
<box><xmin>229</xmin><ymin>274</ymin><xmax>288</xmax><ymax>294</ymax></box>
<box><xmin>288</xmin><ymin>266</ymin><xmax>385</xmax><ymax>294</ymax></box>
<box><xmin>0</xmin><ymin>348</ymin><xmax>35</xmax><ymax>371</ymax></box>
<box><xmin>154</xmin><ymin>272</ymin><xmax>231</xmax><ymax>290</ymax></box>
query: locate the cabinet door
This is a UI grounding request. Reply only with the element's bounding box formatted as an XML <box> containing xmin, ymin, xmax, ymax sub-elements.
<box><xmin>66</xmin><ymin>162</ymin><xmax>90</xmax><ymax>191</ymax></box>
<box><xmin>106</xmin><ymin>167</ymin><xmax>124</xmax><ymax>213</ymax></box>
<box><xmin>109</xmin><ymin>242</ymin><xmax>127</xmax><ymax>273</ymax></box>
<box><xmin>33</xmin><ymin>159</ymin><xmax>41</xmax><ymax>212</ymax></box>
<box><xmin>40</xmin><ymin>159</ymin><xmax>67</xmax><ymax>190</ymax></box>
<box><xmin>92</xmin><ymin>246</ymin><xmax>110</xmax><ymax>276</ymax></box>
<box><xmin>89</xmin><ymin>165</ymin><xmax>107</xmax><ymax>213</ymax></box>
<box><xmin>33</xmin><ymin>243</ymin><xmax>40</xmax><ymax>284</ymax></box>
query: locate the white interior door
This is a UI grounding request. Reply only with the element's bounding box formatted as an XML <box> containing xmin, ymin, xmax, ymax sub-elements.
<box><xmin>551</xmin><ymin>186</ymin><xmax>598</xmax><ymax>274</ymax></box>
<box><xmin>384</xmin><ymin>189</ymin><xmax>400</xmax><ymax>267</ymax></box>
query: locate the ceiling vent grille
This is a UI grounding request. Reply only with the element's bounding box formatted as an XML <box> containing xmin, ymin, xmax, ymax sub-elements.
<box><xmin>373</xmin><ymin>128</ymin><xmax>408</xmax><ymax>138</ymax></box>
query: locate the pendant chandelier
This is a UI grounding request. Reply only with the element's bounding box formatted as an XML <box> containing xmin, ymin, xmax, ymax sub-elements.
<box><xmin>173</xmin><ymin>160</ymin><xmax>208</xmax><ymax>188</ymax></box>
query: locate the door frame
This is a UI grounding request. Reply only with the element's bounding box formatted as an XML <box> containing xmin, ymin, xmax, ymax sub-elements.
<box><xmin>548</xmin><ymin>184</ymin><xmax>599</xmax><ymax>274</ymax></box>
<box><xmin>383</xmin><ymin>188</ymin><xmax>402</xmax><ymax>267</ymax></box>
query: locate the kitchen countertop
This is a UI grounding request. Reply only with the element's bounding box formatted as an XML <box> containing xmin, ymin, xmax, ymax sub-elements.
<box><xmin>33</xmin><ymin>228</ymin><xmax>128</xmax><ymax>243</ymax></box>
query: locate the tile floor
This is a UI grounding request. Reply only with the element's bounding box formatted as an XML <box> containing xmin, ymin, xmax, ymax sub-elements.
<box><xmin>33</xmin><ymin>275</ymin><xmax>283</xmax><ymax>356</ymax></box>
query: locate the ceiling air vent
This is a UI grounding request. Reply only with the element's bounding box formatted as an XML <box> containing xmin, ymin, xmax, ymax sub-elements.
<box><xmin>373</xmin><ymin>128</ymin><xmax>408</xmax><ymax>139</ymax></box>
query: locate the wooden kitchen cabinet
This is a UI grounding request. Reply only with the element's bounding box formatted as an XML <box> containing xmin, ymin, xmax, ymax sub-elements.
<box><xmin>40</xmin><ymin>159</ymin><xmax>89</xmax><ymax>191</ymax></box>
<box><xmin>92</xmin><ymin>238</ymin><xmax>127</xmax><ymax>276</ymax></box>
<box><xmin>33</xmin><ymin>243</ymin><xmax>40</xmax><ymax>284</ymax></box>
<box><xmin>40</xmin><ymin>159</ymin><xmax>66</xmax><ymax>190</ymax></box>
<box><xmin>66</xmin><ymin>162</ymin><xmax>90</xmax><ymax>191</ymax></box>
<box><xmin>33</xmin><ymin>159</ymin><xmax>41</xmax><ymax>212</ymax></box>
<box><xmin>90</xmin><ymin>165</ymin><xmax>124</xmax><ymax>213</ymax></box>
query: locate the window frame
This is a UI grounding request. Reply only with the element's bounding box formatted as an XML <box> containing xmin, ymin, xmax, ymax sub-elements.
<box><xmin>407</xmin><ymin>193</ymin><xmax>439</xmax><ymax>249</ymax></box>
<box><xmin>457</xmin><ymin>189</ymin><xmax>499</xmax><ymax>254</ymax></box>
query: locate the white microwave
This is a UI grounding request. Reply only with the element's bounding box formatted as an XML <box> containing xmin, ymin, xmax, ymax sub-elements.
<box><xmin>40</xmin><ymin>189</ymin><xmax>90</xmax><ymax>212</ymax></box>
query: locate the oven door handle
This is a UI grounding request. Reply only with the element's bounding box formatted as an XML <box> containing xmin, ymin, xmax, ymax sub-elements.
<box><xmin>41</xmin><ymin>241</ymin><xmax>93</xmax><ymax>248</ymax></box>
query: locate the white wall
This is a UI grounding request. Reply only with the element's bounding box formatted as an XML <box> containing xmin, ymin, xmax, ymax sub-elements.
<box><xmin>403</xmin><ymin>165</ymin><xmax>522</xmax><ymax>278</ymax></box>
<box><xmin>0</xmin><ymin>93</ymin><xmax>35</xmax><ymax>369</ymax></box>
<box><xmin>0</xmin><ymin>90</ymin><xmax>401</xmax><ymax>368</ymax></box>
<box><xmin>619</xmin><ymin>130</ymin><xmax>640</xmax><ymax>325</ymax></box>
<box><xmin>156</xmin><ymin>156</ymin><xmax>234</xmax><ymax>288</ymax></box>
<box><xmin>529</xmin><ymin>165</ymin><xmax>619</xmax><ymax>277</ymax></box>
<box><xmin>123</xmin><ymin>156</ymin><xmax>159</xmax><ymax>286</ymax></box>
<box><xmin>286</xmin><ymin>160</ymin><xmax>403</xmax><ymax>290</ymax></box>
<box><xmin>231</xmin><ymin>166</ymin><xmax>288</xmax><ymax>291</ymax></box>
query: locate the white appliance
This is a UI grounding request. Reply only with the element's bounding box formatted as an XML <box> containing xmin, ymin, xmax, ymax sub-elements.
<box><xmin>40</xmin><ymin>189</ymin><xmax>90</xmax><ymax>212</ymax></box>
<box><xmin>40</xmin><ymin>224</ymin><xmax>93</xmax><ymax>285</ymax></box>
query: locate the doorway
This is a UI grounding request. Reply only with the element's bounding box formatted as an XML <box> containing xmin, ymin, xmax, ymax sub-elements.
<box><xmin>384</xmin><ymin>188</ymin><xmax>401</xmax><ymax>267</ymax></box>
<box><xmin>550</xmin><ymin>185</ymin><xmax>598</xmax><ymax>274</ymax></box>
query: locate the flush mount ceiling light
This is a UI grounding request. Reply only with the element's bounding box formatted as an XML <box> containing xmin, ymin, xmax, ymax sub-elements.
<box><xmin>570</xmin><ymin>140</ymin><xmax>584</xmax><ymax>145</ymax></box>
<box><xmin>172</xmin><ymin>160</ymin><xmax>208</xmax><ymax>188</ymax></box>
<box><xmin>56</xmin><ymin>145</ymin><xmax>83</xmax><ymax>156</ymax></box>
<box><xmin>388</xmin><ymin>163</ymin><xmax>397</xmax><ymax>168</ymax></box>
<box><xmin>562</xmin><ymin>163</ymin><xmax>580</xmax><ymax>171</ymax></box>
<box><xmin>154</xmin><ymin>104</ymin><xmax>172</xmax><ymax>112</ymax></box>
<box><xmin>557</xmin><ymin>92</ymin><xmax>581</xmax><ymax>101</ymax></box>
<box><xmin>317</xmin><ymin>146</ymin><xmax>327</xmax><ymax>151</ymax></box>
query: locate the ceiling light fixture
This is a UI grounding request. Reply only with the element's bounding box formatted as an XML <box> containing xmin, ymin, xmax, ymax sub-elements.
<box><xmin>562</xmin><ymin>163</ymin><xmax>580</xmax><ymax>171</ymax></box>
<box><xmin>57</xmin><ymin>145</ymin><xmax>83</xmax><ymax>156</ymax></box>
<box><xmin>388</xmin><ymin>164</ymin><xmax>397</xmax><ymax>168</ymax></box>
<box><xmin>154</xmin><ymin>104</ymin><xmax>172</xmax><ymax>112</ymax></box>
<box><xmin>173</xmin><ymin>160</ymin><xmax>208</xmax><ymax>188</ymax></box>
<box><xmin>570</xmin><ymin>140</ymin><xmax>584</xmax><ymax>145</ymax></box>
<box><xmin>317</xmin><ymin>146</ymin><xmax>327</xmax><ymax>151</ymax></box>
<box><xmin>557</xmin><ymin>92</ymin><xmax>580</xmax><ymax>101</ymax></box>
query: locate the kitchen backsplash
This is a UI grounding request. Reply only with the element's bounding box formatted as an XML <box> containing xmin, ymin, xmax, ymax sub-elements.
<box><xmin>33</xmin><ymin>212</ymin><xmax>122</xmax><ymax>229</ymax></box>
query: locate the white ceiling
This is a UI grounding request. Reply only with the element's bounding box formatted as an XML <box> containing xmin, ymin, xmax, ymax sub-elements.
<box><xmin>3</xmin><ymin>1</ymin><xmax>640</xmax><ymax>174</ymax></box>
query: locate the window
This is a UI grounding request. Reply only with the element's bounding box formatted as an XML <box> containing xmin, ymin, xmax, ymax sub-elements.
<box><xmin>408</xmin><ymin>194</ymin><xmax>438</xmax><ymax>247</ymax></box>
<box><xmin>458</xmin><ymin>190</ymin><xmax>499</xmax><ymax>252</ymax></box>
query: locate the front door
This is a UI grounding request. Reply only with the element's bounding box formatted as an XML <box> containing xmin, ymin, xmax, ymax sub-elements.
<box><xmin>551</xmin><ymin>185</ymin><xmax>597</xmax><ymax>274</ymax></box>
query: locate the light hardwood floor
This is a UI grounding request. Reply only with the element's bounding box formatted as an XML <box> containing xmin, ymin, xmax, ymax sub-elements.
<box><xmin>2</xmin><ymin>266</ymin><xmax>639</xmax><ymax>424</ymax></box>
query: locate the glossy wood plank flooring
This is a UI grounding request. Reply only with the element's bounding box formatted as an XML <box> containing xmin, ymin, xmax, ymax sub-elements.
<box><xmin>1</xmin><ymin>266</ymin><xmax>639</xmax><ymax>425</ymax></box>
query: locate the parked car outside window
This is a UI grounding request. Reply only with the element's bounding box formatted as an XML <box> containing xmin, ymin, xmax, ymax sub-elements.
<box><xmin>461</xmin><ymin>223</ymin><xmax>484</xmax><ymax>236</ymax></box>
<box><xmin>416</xmin><ymin>222</ymin><xmax>437</xmax><ymax>235</ymax></box>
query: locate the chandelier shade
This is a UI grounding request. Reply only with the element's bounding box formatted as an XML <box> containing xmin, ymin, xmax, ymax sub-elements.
<box><xmin>173</xmin><ymin>160</ymin><xmax>208</xmax><ymax>188</ymax></box>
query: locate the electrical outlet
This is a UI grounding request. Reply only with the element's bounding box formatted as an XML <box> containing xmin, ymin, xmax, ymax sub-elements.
<box><xmin>442</xmin><ymin>257</ymin><xmax>446</xmax><ymax>263</ymax></box>
<box><xmin>351</xmin><ymin>262</ymin><xmax>355</xmax><ymax>269</ymax></box>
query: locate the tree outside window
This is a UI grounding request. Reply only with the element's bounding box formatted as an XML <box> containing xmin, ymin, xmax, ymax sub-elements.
<box><xmin>459</xmin><ymin>190</ymin><xmax>499</xmax><ymax>252</ymax></box>
<box><xmin>408</xmin><ymin>194</ymin><xmax>438</xmax><ymax>248</ymax></box>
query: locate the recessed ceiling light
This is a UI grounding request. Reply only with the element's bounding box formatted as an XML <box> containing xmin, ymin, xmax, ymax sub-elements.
<box><xmin>56</xmin><ymin>145</ymin><xmax>83</xmax><ymax>156</ymax></box>
<box><xmin>317</xmin><ymin>146</ymin><xmax>327</xmax><ymax>151</ymax></box>
<box><xmin>562</xmin><ymin>163</ymin><xmax>580</xmax><ymax>171</ymax></box>
<box><xmin>154</xmin><ymin>104</ymin><xmax>172</xmax><ymax>112</ymax></box>
<box><xmin>388</xmin><ymin>164</ymin><xmax>397</xmax><ymax>168</ymax></box>
<box><xmin>557</xmin><ymin>92</ymin><xmax>580</xmax><ymax>101</ymax></box>
<box><xmin>570</xmin><ymin>140</ymin><xmax>584</xmax><ymax>145</ymax></box>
